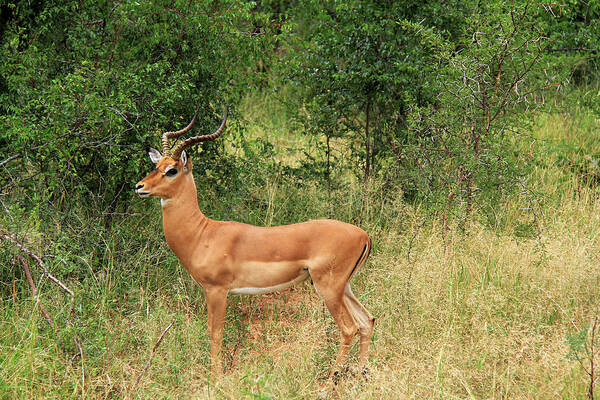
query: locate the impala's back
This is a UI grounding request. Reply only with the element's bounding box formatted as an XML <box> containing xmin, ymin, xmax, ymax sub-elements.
<box><xmin>135</xmin><ymin>108</ymin><xmax>374</xmax><ymax>378</ymax></box>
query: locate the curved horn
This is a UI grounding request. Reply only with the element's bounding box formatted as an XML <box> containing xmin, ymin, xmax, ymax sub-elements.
<box><xmin>171</xmin><ymin>106</ymin><xmax>228</xmax><ymax>160</ymax></box>
<box><xmin>161</xmin><ymin>112</ymin><xmax>198</xmax><ymax>155</ymax></box>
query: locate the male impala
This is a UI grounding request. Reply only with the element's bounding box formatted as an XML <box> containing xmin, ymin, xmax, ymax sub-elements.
<box><xmin>135</xmin><ymin>108</ymin><xmax>375</xmax><ymax>378</ymax></box>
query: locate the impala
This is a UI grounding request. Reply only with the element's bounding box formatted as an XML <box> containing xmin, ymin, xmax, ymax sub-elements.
<box><xmin>135</xmin><ymin>108</ymin><xmax>375</xmax><ymax>377</ymax></box>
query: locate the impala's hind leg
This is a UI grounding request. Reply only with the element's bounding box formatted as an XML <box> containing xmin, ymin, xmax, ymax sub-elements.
<box><xmin>344</xmin><ymin>284</ymin><xmax>374</xmax><ymax>370</ymax></box>
<box><xmin>311</xmin><ymin>277</ymin><xmax>359</xmax><ymax>378</ymax></box>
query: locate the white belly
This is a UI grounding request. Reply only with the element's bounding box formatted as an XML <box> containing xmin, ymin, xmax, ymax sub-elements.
<box><xmin>229</xmin><ymin>270</ymin><xmax>310</xmax><ymax>295</ymax></box>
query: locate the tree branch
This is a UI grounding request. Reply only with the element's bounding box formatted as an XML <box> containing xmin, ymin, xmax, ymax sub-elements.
<box><xmin>0</xmin><ymin>229</ymin><xmax>74</xmax><ymax>297</ymax></box>
<box><xmin>18</xmin><ymin>255</ymin><xmax>54</xmax><ymax>328</ymax></box>
<box><xmin>131</xmin><ymin>320</ymin><xmax>175</xmax><ymax>394</ymax></box>
<box><xmin>548</xmin><ymin>47</ymin><xmax>598</xmax><ymax>53</ymax></box>
<box><xmin>0</xmin><ymin>154</ymin><xmax>21</xmax><ymax>168</ymax></box>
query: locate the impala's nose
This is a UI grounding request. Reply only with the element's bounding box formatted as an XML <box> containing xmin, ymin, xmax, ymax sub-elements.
<box><xmin>135</xmin><ymin>182</ymin><xmax>150</xmax><ymax>198</ymax></box>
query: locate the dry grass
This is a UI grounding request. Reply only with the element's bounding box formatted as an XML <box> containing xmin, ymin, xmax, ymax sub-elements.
<box><xmin>1</xmin><ymin>111</ymin><xmax>599</xmax><ymax>399</ymax></box>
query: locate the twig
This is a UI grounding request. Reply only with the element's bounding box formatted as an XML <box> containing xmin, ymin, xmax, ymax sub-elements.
<box><xmin>0</xmin><ymin>171</ymin><xmax>42</xmax><ymax>194</ymax></box>
<box><xmin>73</xmin><ymin>334</ymin><xmax>85</xmax><ymax>397</ymax></box>
<box><xmin>131</xmin><ymin>320</ymin><xmax>175</xmax><ymax>394</ymax></box>
<box><xmin>72</xmin><ymin>335</ymin><xmax>84</xmax><ymax>362</ymax></box>
<box><xmin>3</xmin><ymin>229</ymin><xmax>85</xmax><ymax>379</ymax></box>
<box><xmin>404</xmin><ymin>216</ymin><xmax>427</xmax><ymax>315</ymax></box>
<box><xmin>18</xmin><ymin>255</ymin><xmax>54</xmax><ymax>328</ymax></box>
<box><xmin>589</xmin><ymin>317</ymin><xmax>598</xmax><ymax>400</ymax></box>
<box><xmin>548</xmin><ymin>47</ymin><xmax>598</xmax><ymax>53</ymax></box>
<box><xmin>107</xmin><ymin>106</ymin><xmax>140</xmax><ymax>134</ymax></box>
<box><xmin>397</xmin><ymin>143</ymin><xmax>454</xmax><ymax>155</ymax></box>
<box><xmin>0</xmin><ymin>154</ymin><xmax>20</xmax><ymax>168</ymax></box>
<box><xmin>0</xmin><ymin>229</ymin><xmax>74</xmax><ymax>297</ymax></box>
<box><xmin>100</xmin><ymin>212</ymin><xmax>143</xmax><ymax>217</ymax></box>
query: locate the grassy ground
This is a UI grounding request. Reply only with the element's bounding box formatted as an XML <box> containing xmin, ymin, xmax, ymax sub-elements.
<box><xmin>1</xmin><ymin>103</ymin><xmax>599</xmax><ymax>399</ymax></box>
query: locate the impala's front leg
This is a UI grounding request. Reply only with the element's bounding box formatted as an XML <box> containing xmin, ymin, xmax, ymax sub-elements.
<box><xmin>205</xmin><ymin>286</ymin><xmax>228</xmax><ymax>375</ymax></box>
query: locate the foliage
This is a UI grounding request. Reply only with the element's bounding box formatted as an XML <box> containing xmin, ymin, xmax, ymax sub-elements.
<box><xmin>391</xmin><ymin>1</ymin><xmax>568</xmax><ymax>223</ymax></box>
<box><xmin>540</xmin><ymin>0</ymin><xmax>600</xmax><ymax>83</ymax></box>
<box><xmin>277</xmin><ymin>0</ymin><xmax>579</xmax><ymax>222</ymax></box>
<box><xmin>0</xmin><ymin>0</ymin><xmax>595</xmax><ymax>218</ymax></box>
<box><xmin>0</xmin><ymin>0</ymin><xmax>272</xmax><ymax>214</ymax></box>
<box><xmin>1</xmin><ymin>1</ymin><xmax>600</xmax><ymax>397</ymax></box>
<box><xmin>566</xmin><ymin>318</ymin><xmax>600</xmax><ymax>400</ymax></box>
<box><xmin>283</xmin><ymin>0</ymin><xmax>470</xmax><ymax>182</ymax></box>
<box><xmin>2</xmin><ymin>112</ymin><xmax>600</xmax><ymax>397</ymax></box>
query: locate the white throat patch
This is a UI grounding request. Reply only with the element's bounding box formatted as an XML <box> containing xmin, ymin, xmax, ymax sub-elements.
<box><xmin>160</xmin><ymin>198</ymin><xmax>169</xmax><ymax>207</ymax></box>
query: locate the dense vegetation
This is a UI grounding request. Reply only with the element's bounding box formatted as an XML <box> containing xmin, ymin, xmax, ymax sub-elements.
<box><xmin>1</xmin><ymin>0</ymin><xmax>599</xmax><ymax>398</ymax></box>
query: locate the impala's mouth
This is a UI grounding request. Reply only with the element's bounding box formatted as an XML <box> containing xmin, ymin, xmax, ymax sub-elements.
<box><xmin>136</xmin><ymin>190</ymin><xmax>151</xmax><ymax>198</ymax></box>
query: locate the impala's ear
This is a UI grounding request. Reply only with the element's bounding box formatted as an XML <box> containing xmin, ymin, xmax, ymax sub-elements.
<box><xmin>148</xmin><ymin>148</ymin><xmax>162</xmax><ymax>164</ymax></box>
<box><xmin>180</xmin><ymin>150</ymin><xmax>191</xmax><ymax>172</ymax></box>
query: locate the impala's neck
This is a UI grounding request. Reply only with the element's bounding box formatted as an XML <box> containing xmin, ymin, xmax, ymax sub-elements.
<box><xmin>160</xmin><ymin>172</ymin><xmax>210</xmax><ymax>265</ymax></box>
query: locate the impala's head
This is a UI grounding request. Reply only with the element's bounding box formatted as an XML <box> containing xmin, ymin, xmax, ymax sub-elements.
<box><xmin>135</xmin><ymin>107</ymin><xmax>228</xmax><ymax>200</ymax></box>
<box><xmin>135</xmin><ymin>149</ymin><xmax>192</xmax><ymax>200</ymax></box>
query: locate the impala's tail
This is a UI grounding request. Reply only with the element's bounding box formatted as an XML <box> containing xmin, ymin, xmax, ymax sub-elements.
<box><xmin>349</xmin><ymin>236</ymin><xmax>372</xmax><ymax>280</ymax></box>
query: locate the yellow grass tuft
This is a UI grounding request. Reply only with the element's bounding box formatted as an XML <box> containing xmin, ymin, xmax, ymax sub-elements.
<box><xmin>1</xmin><ymin>110</ymin><xmax>599</xmax><ymax>399</ymax></box>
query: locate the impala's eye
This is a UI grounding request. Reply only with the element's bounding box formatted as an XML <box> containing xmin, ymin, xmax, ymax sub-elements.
<box><xmin>165</xmin><ymin>168</ymin><xmax>178</xmax><ymax>177</ymax></box>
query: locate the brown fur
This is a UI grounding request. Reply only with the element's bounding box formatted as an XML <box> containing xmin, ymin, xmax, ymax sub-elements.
<box><xmin>136</xmin><ymin>153</ymin><xmax>374</xmax><ymax>376</ymax></box>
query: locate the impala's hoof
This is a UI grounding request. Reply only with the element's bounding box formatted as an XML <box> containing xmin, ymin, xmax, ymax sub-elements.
<box><xmin>361</xmin><ymin>365</ymin><xmax>370</xmax><ymax>379</ymax></box>
<box><xmin>331</xmin><ymin>369</ymin><xmax>341</xmax><ymax>385</ymax></box>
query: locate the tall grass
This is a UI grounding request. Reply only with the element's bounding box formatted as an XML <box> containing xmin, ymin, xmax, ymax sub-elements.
<box><xmin>1</xmin><ymin>97</ymin><xmax>599</xmax><ymax>399</ymax></box>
